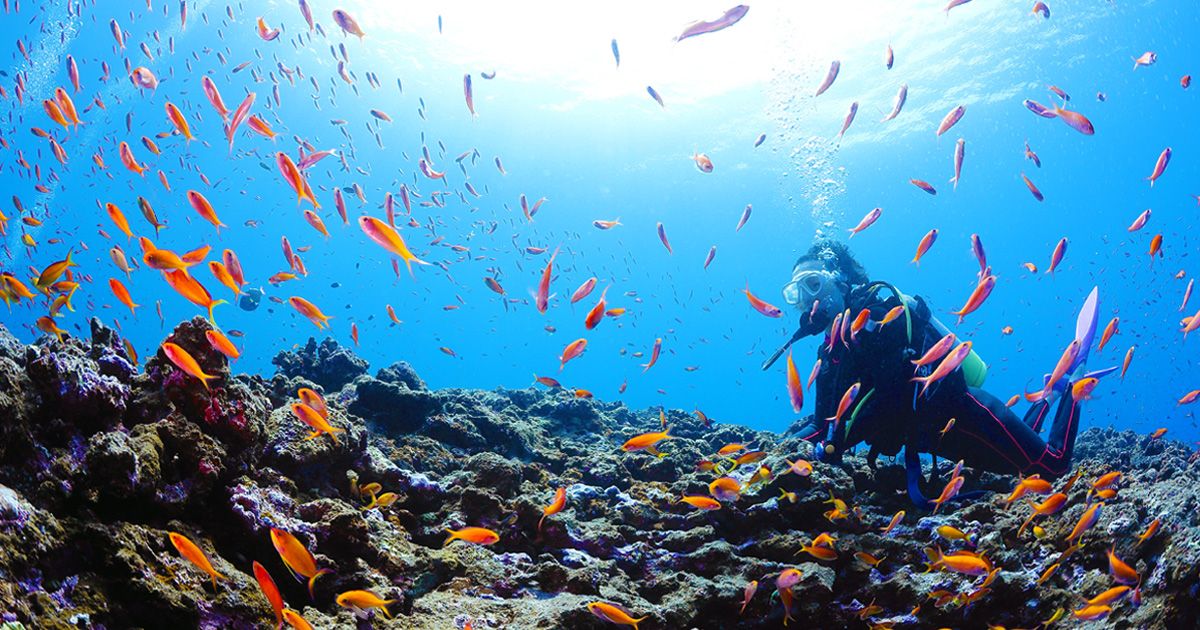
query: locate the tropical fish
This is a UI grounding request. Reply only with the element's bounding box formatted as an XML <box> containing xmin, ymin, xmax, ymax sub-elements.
<box><xmin>674</xmin><ymin>5</ymin><xmax>750</xmax><ymax>42</ymax></box>
<box><xmin>269</xmin><ymin>528</ymin><xmax>332</xmax><ymax>598</ymax></box>
<box><xmin>444</xmin><ymin>527</ymin><xmax>500</xmax><ymax>546</ymax></box>
<box><xmin>168</xmin><ymin>532</ymin><xmax>226</xmax><ymax>590</ymax></box>
<box><xmin>814</xmin><ymin>61</ymin><xmax>840</xmax><ymax>96</ymax></box>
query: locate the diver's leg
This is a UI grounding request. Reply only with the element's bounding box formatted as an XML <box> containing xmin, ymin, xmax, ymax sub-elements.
<box><xmin>1037</xmin><ymin>392</ymin><xmax>1082</xmax><ymax>473</ymax></box>
<box><xmin>934</xmin><ymin>388</ymin><xmax>1072</xmax><ymax>478</ymax></box>
<box><xmin>787</xmin><ymin>415</ymin><xmax>824</xmax><ymax>443</ymax></box>
<box><xmin>1023</xmin><ymin>400</ymin><xmax>1051</xmax><ymax>432</ymax></box>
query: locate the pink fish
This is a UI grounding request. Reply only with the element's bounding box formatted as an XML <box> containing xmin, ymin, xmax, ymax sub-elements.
<box><xmin>571</xmin><ymin>277</ymin><xmax>597</xmax><ymax>304</ymax></box>
<box><xmin>1021</xmin><ymin>173</ymin><xmax>1044</xmax><ymax>201</ymax></box>
<box><xmin>1047</xmin><ymin>237</ymin><xmax>1068</xmax><ymax>275</ymax></box>
<box><xmin>657</xmin><ymin>222</ymin><xmax>672</xmax><ymax>254</ymax></box>
<box><xmin>1042</xmin><ymin>340</ymin><xmax>1080</xmax><ymax>397</ymax></box>
<box><xmin>703</xmin><ymin>246</ymin><xmax>717</xmax><ymax>270</ymax></box>
<box><xmin>937</xmin><ymin>106</ymin><xmax>965</xmax><ymax>136</ymax></box>
<box><xmin>807</xmin><ymin>359</ymin><xmax>822</xmax><ymax>390</ymax></box>
<box><xmin>951</xmin><ymin>276</ymin><xmax>996</xmax><ymax>325</ymax></box>
<box><xmin>950</xmin><ymin>139</ymin><xmax>965</xmax><ymax>190</ymax></box>
<box><xmin>67</xmin><ymin>55</ymin><xmax>80</xmax><ymax>92</ymax></box>
<box><xmin>1146</xmin><ymin>147</ymin><xmax>1171</xmax><ymax>186</ymax></box>
<box><xmin>1052</xmin><ymin>104</ymin><xmax>1094</xmax><ymax>135</ymax></box>
<box><xmin>536</xmin><ymin>248</ymin><xmax>559</xmax><ymax>314</ymax></box>
<box><xmin>1133</xmin><ymin>51</ymin><xmax>1157</xmax><ymax>70</ymax></box>
<box><xmin>130</xmin><ymin>67</ymin><xmax>159</xmax><ymax>90</ymax></box>
<box><xmin>463</xmin><ymin>74</ymin><xmax>475</xmax><ymax>116</ymax></box>
<box><xmin>971</xmin><ymin>234</ymin><xmax>987</xmax><ymax>275</ymax></box>
<box><xmin>848</xmin><ymin>208</ymin><xmax>882</xmax><ymax>238</ymax></box>
<box><xmin>1032</xmin><ymin>1</ymin><xmax>1050</xmax><ymax>18</ymax></box>
<box><xmin>1024</xmin><ymin>99</ymin><xmax>1057</xmax><ymax>118</ymax></box>
<box><xmin>838</xmin><ymin>102</ymin><xmax>858</xmax><ymax>140</ymax></box>
<box><xmin>912</xmin><ymin>229</ymin><xmax>938</xmax><ymax>266</ymax></box>
<box><xmin>884</xmin><ymin>44</ymin><xmax>894</xmax><ymax>70</ymax></box>
<box><xmin>910</xmin><ymin>179</ymin><xmax>936</xmax><ymax>195</ymax></box>
<box><xmin>419</xmin><ymin>159</ymin><xmax>446</xmax><ymax>181</ymax></box>
<box><xmin>913</xmin><ymin>333</ymin><xmax>957</xmax><ymax>367</ymax></box>
<box><xmin>559</xmin><ymin>338</ymin><xmax>587</xmax><ymax>371</ymax></box>
<box><xmin>674</xmin><ymin>5</ymin><xmax>750</xmax><ymax>42</ymax></box>
<box><xmin>225</xmin><ymin>93</ymin><xmax>256</xmax><ymax>150</ymax></box>
<box><xmin>944</xmin><ymin>0</ymin><xmax>974</xmax><ymax>14</ymax></box>
<box><xmin>882</xmin><ymin>84</ymin><xmax>907</xmax><ymax>121</ymax></box>
<box><xmin>110</xmin><ymin>18</ymin><xmax>125</xmax><ymax>49</ymax></box>
<box><xmin>913</xmin><ymin>342</ymin><xmax>973</xmax><ymax>396</ymax></box>
<box><xmin>744</xmin><ymin>283</ymin><xmax>783</xmax><ymax>318</ymax></box>
<box><xmin>1181</xmin><ymin>279</ymin><xmax>1194</xmax><ymax>313</ymax></box>
<box><xmin>1024</xmin><ymin>141</ymin><xmax>1042</xmax><ymax>167</ymax></box>
<box><xmin>298</xmin><ymin>0</ymin><xmax>315</xmax><ymax>30</ymax></box>
<box><xmin>202</xmin><ymin>76</ymin><xmax>230</xmax><ymax>119</ymax></box>
<box><xmin>641</xmin><ymin>338</ymin><xmax>662</xmax><ymax>372</ymax></box>
<box><xmin>786</xmin><ymin>353</ymin><xmax>805</xmax><ymax>412</ymax></box>
<box><xmin>1127</xmin><ymin>208</ymin><xmax>1151</xmax><ymax>232</ymax></box>
<box><xmin>736</xmin><ymin>204</ymin><xmax>752</xmax><ymax>231</ymax></box>
<box><xmin>332</xmin><ymin>9</ymin><xmax>365</xmax><ymax>38</ymax></box>
<box><xmin>829</xmin><ymin>382</ymin><xmax>861</xmax><ymax>425</ymax></box>
<box><xmin>814</xmin><ymin>61</ymin><xmax>840</xmax><ymax>97</ymax></box>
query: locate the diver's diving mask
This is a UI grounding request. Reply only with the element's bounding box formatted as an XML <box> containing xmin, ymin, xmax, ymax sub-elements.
<box><xmin>783</xmin><ymin>268</ymin><xmax>838</xmax><ymax>307</ymax></box>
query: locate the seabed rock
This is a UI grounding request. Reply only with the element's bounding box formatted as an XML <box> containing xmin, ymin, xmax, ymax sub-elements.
<box><xmin>1</xmin><ymin>320</ymin><xmax>1198</xmax><ymax>628</ymax></box>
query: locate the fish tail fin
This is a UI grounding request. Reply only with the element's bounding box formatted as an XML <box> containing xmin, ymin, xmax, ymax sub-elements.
<box><xmin>306</xmin><ymin>568</ymin><xmax>332</xmax><ymax>599</ymax></box>
<box><xmin>443</xmin><ymin>529</ymin><xmax>459</xmax><ymax>547</ymax></box>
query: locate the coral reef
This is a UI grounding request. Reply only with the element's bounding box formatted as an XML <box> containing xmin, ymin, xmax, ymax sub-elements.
<box><xmin>0</xmin><ymin>319</ymin><xmax>1197</xmax><ymax>628</ymax></box>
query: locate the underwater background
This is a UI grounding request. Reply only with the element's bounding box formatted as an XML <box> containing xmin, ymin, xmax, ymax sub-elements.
<box><xmin>3</xmin><ymin>0</ymin><xmax>1199</xmax><ymax>438</ymax></box>
<box><xmin>3</xmin><ymin>1</ymin><xmax>1200</xmax><ymax>629</ymax></box>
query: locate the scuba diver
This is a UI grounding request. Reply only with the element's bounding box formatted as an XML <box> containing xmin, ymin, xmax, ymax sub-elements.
<box><xmin>763</xmin><ymin>239</ymin><xmax>1110</xmax><ymax>509</ymax></box>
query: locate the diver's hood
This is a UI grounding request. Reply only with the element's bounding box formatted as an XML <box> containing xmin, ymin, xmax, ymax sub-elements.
<box><xmin>239</xmin><ymin>287</ymin><xmax>264</xmax><ymax>311</ymax></box>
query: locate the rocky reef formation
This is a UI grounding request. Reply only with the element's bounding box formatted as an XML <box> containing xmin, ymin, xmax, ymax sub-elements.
<box><xmin>0</xmin><ymin>318</ymin><xmax>1197</xmax><ymax>628</ymax></box>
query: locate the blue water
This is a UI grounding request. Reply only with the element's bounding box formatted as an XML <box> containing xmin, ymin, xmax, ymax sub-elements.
<box><xmin>2</xmin><ymin>1</ymin><xmax>1197</xmax><ymax>438</ymax></box>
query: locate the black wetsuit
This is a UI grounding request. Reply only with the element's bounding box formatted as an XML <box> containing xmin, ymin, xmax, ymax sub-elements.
<box><xmin>789</xmin><ymin>282</ymin><xmax>1082</xmax><ymax>484</ymax></box>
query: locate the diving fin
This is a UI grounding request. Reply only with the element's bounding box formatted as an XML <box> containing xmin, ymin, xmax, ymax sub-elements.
<box><xmin>1069</xmin><ymin>286</ymin><xmax>1099</xmax><ymax>375</ymax></box>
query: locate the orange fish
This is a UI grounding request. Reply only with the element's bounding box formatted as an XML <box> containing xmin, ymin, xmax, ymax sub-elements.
<box><xmin>336</xmin><ymin>590</ymin><xmax>396</xmax><ymax>619</ymax></box>
<box><xmin>744</xmin><ymin>282</ymin><xmax>783</xmax><ymax>317</ymax></box>
<box><xmin>276</xmin><ymin>152</ymin><xmax>319</xmax><ymax>208</ymax></box>
<box><xmin>622</xmin><ymin>429</ymin><xmax>671</xmax><ymax>456</ymax></box>
<box><xmin>168</xmin><ymin>531</ymin><xmax>226</xmax><ymax>590</ymax></box>
<box><xmin>252</xmin><ymin>561</ymin><xmax>285</xmax><ymax>629</ymax></box>
<box><xmin>559</xmin><ymin>338</ymin><xmax>588</xmax><ymax>371</ymax></box>
<box><xmin>161</xmin><ymin>342</ymin><xmax>216</xmax><ymax>389</ymax></box>
<box><xmin>584</xmin><ymin>287</ymin><xmax>609</xmax><ymax>330</ymax></box>
<box><xmin>586</xmin><ymin>602</ymin><xmax>647</xmax><ymax>630</ymax></box>
<box><xmin>785</xmin><ymin>351</ymin><xmax>804</xmax><ymax>413</ymax></box>
<box><xmin>538</xmin><ymin>487</ymin><xmax>567</xmax><ymax>532</ymax></box>
<box><xmin>708</xmin><ymin>477</ymin><xmax>741</xmax><ymax>502</ymax></box>
<box><xmin>108</xmin><ymin>278</ymin><xmax>139</xmax><ymax>314</ymax></box>
<box><xmin>165</xmin><ymin>101</ymin><xmax>194</xmax><ymax>141</ymax></box>
<box><xmin>680</xmin><ymin>495</ymin><xmax>722</xmax><ymax>511</ymax></box>
<box><xmin>291</xmin><ymin>403</ymin><xmax>344</xmax><ymax>443</ymax></box>
<box><xmin>205</xmin><ymin>329</ymin><xmax>240</xmax><ymax>360</ymax></box>
<box><xmin>281</xmin><ymin>609</ymin><xmax>313</xmax><ymax>630</ymax></box>
<box><xmin>270</xmin><ymin>528</ymin><xmax>333</xmax><ymax>598</ymax></box>
<box><xmin>208</xmin><ymin>261</ymin><xmax>241</xmax><ymax>296</ymax></box>
<box><xmin>444</xmin><ymin>526</ymin><xmax>500</xmax><ymax>546</ymax></box>
<box><xmin>1107</xmin><ymin>546</ymin><xmax>1139</xmax><ymax>585</ymax></box>
<box><xmin>186</xmin><ymin>190</ymin><xmax>225</xmax><ymax>233</ymax></box>
<box><xmin>288</xmin><ymin>296</ymin><xmax>332</xmax><ymax>329</ymax></box>
<box><xmin>164</xmin><ymin>270</ymin><xmax>226</xmax><ymax>322</ymax></box>
<box><xmin>359</xmin><ymin>216</ymin><xmax>427</xmax><ymax>274</ymax></box>
<box><xmin>106</xmin><ymin>202</ymin><xmax>134</xmax><ymax>239</ymax></box>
